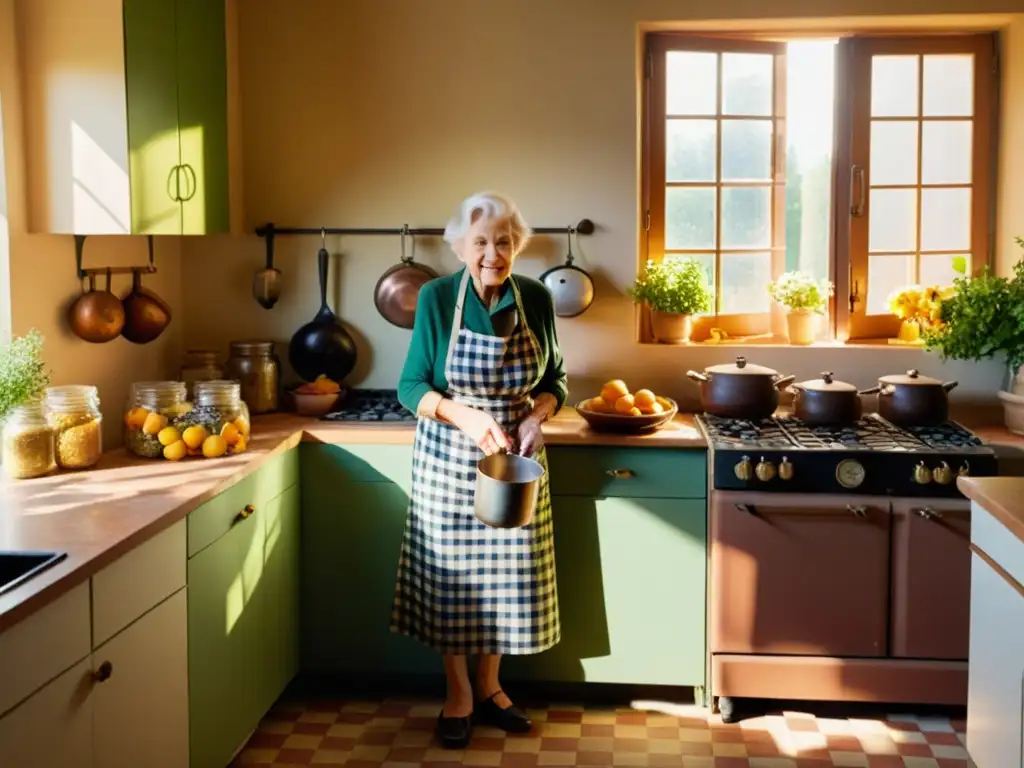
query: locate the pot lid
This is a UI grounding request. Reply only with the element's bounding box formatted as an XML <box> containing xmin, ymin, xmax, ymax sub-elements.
<box><xmin>706</xmin><ymin>356</ymin><xmax>780</xmax><ymax>376</ymax></box>
<box><xmin>796</xmin><ymin>371</ymin><xmax>858</xmax><ymax>393</ymax></box>
<box><xmin>878</xmin><ymin>368</ymin><xmax>945</xmax><ymax>386</ymax></box>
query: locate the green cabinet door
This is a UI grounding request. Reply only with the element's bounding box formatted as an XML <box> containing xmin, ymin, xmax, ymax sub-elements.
<box><xmin>187</xmin><ymin>506</ymin><xmax>266</xmax><ymax>768</ymax></box>
<box><xmin>301</xmin><ymin>478</ymin><xmax>439</xmax><ymax>677</ymax></box>
<box><xmin>174</xmin><ymin>0</ymin><xmax>230</xmax><ymax>234</ymax></box>
<box><xmin>123</xmin><ymin>0</ymin><xmax>182</xmax><ymax>234</ymax></box>
<box><xmin>260</xmin><ymin>485</ymin><xmax>301</xmax><ymax>710</ymax></box>
<box><xmin>505</xmin><ymin>496</ymin><xmax>707</xmax><ymax>687</ymax></box>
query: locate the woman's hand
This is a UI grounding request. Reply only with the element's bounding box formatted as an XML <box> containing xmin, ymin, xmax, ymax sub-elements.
<box><xmin>438</xmin><ymin>400</ymin><xmax>510</xmax><ymax>455</ymax></box>
<box><xmin>516</xmin><ymin>415</ymin><xmax>544</xmax><ymax>457</ymax></box>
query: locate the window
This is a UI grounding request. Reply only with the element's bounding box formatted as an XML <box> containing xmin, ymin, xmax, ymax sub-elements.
<box><xmin>642</xmin><ymin>31</ymin><xmax>996</xmax><ymax>343</ymax></box>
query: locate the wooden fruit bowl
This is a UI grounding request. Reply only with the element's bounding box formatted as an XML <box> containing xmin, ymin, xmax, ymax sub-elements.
<box><xmin>575</xmin><ymin>397</ymin><xmax>679</xmax><ymax>434</ymax></box>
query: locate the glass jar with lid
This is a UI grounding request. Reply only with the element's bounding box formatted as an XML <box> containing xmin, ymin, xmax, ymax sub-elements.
<box><xmin>225</xmin><ymin>340</ymin><xmax>279</xmax><ymax>414</ymax></box>
<box><xmin>180</xmin><ymin>350</ymin><xmax>224</xmax><ymax>399</ymax></box>
<box><xmin>2</xmin><ymin>400</ymin><xmax>56</xmax><ymax>480</ymax></box>
<box><xmin>124</xmin><ymin>381</ymin><xmax>191</xmax><ymax>459</ymax></box>
<box><xmin>175</xmin><ymin>380</ymin><xmax>251</xmax><ymax>458</ymax></box>
<box><xmin>45</xmin><ymin>385</ymin><xmax>103</xmax><ymax>470</ymax></box>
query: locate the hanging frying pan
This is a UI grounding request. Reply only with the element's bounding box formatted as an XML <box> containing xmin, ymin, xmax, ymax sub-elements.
<box><xmin>373</xmin><ymin>225</ymin><xmax>439</xmax><ymax>329</ymax></box>
<box><xmin>540</xmin><ymin>227</ymin><xmax>594</xmax><ymax>318</ymax></box>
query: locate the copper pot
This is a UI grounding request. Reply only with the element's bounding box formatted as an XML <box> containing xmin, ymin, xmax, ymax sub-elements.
<box><xmin>373</xmin><ymin>227</ymin><xmax>438</xmax><ymax>329</ymax></box>
<box><xmin>120</xmin><ymin>270</ymin><xmax>171</xmax><ymax>344</ymax></box>
<box><xmin>67</xmin><ymin>270</ymin><xmax>125</xmax><ymax>343</ymax></box>
<box><xmin>789</xmin><ymin>372</ymin><xmax>863</xmax><ymax>425</ymax></box>
<box><xmin>686</xmin><ymin>356</ymin><xmax>795</xmax><ymax>420</ymax></box>
<box><xmin>860</xmin><ymin>369</ymin><xmax>958</xmax><ymax>426</ymax></box>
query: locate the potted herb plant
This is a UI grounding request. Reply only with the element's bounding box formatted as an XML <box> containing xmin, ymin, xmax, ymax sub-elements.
<box><xmin>0</xmin><ymin>329</ymin><xmax>54</xmax><ymax>479</ymax></box>
<box><xmin>629</xmin><ymin>258</ymin><xmax>712</xmax><ymax>343</ymax></box>
<box><xmin>923</xmin><ymin>242</ymin><xmax>1024</xmax><ymax>434</ymax></box>
<box><xmin>767</xmin><ymin>271</ymin><xmax>834</xmax><ymax>345</ymax></box>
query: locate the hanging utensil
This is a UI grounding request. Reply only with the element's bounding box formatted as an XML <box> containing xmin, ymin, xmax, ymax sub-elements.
<box><xmin>373</xmin><ymin>225</ymin><xmax>439</xmax><ymax>329</ymax></box>
<box><xmin>67</xmin><ymin>263</ymin><xmax>126</xmax><ymax>344</ymax></box>
<box><xmin>253</xmin><ymin>230</ymin><xmax>282</xmax><ymax>309</ymax></box>
<box><xmin>288</xmin><ymin>229</ymin><xmax>358</xmax><ymax>383</ymax></box>
<box><xmin>120</xmin><ymin>238</ymin><xmax>171</xmax><ymax>344</ymax></box>
<box><xmin>540</xmin><ymin>226</ymin><xmax>595</xmax><ymax>318</ymax></box>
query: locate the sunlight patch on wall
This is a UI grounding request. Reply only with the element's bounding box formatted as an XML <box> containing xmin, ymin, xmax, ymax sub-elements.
<box><xmin>71</xmin><ymin>120</ymin><xmax>130</xmax><ymax>233</ymax></box>
<box><xmin>0</xmin><ymin>93</ymin><xmax>10</xmax><ymax>344</ymax></box>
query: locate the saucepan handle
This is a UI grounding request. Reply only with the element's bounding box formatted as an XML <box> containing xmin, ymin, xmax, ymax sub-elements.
<box><xmin>773</xmin><ymin>375</ymin><xmax>796</xmax><ymax>390</ymax></box>
<box><xmin>943</xmin><ymin>380</ymin><xmax>959</xmax><ymax>393</ymax></box>
<box><xmin>858</xmin><ymin>386</ymin><xmax>881</xmax><ymax>396</ymax></box>
<box><xmin>686</xmin><ymin>370</ymin><xmax>709</xmax><ymax>383</ymax></box>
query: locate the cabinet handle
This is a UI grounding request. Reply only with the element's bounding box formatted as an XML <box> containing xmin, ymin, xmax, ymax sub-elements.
<box><xmin>605</xmin><ymin>468</ymin><xmax>635</xmax><ymax>479</ymax></box>
<box><xmin>92</xmin><ymin>661</ymin><xmax>113</xmax><ymax>683</ymax></box>
<box><xmin>850</xmin><ymin>164</ymin><xmax>866</xmax><ymax>217</ymax></box>
<box><xmin>235</xmin><ymin>504</ymin><xmax>255</xmax><ymax>523</ymax></box>
<box><xmin>181</xmin><ymin>164</ymin><xmax>197</xmax><ymax>201</ymax></box>
<box><xmin>166</xmin><ymin>165</ymin><xmax>182</xmax><ymax>202</ymax></box>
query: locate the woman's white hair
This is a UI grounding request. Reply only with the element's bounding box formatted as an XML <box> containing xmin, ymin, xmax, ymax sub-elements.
<box><xmin>442</xmin><ymin>191</ymin><xmax>533</xmax><ymax>255</ymax></box>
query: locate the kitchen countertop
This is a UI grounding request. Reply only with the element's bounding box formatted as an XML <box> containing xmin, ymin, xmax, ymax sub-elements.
<box><xmin>0</xmin><ymin>408</ymin><xmax>703</xmax><ymax>632</ymax></box>
<box><xmin>957</xmin><ymin>475</ymin><xmax>1024</xmax><ymax>545</ymax></box>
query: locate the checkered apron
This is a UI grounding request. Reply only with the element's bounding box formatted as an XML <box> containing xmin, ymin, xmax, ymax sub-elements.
<box><xmin>390</xmin><ymin>269</ymin><xmax>559</xmax><ymax>655</ymax></box>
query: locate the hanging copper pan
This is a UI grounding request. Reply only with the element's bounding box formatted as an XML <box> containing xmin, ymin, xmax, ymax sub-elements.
<box><xmin>374</xmin><ymin>225</ymin><xmax>439</xmax><ymax>329</ymax></box>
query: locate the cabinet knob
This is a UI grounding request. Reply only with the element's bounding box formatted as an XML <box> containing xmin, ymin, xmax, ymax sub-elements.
<box><xmin>734</xmin><ymin>455</ymin><xmax>753</xmax><ymax>481</ymax></box>
<box><xmin>847</xmin><ymin>505</ymin><xmax>868</xmax><ymax>519</ymax></box>
<box><xmin>605</xmin><ymin>468</ymin><xmax>635</xmax><ymax>479</ymax></box>
<box><xmin>236</xmin><ymin>504</ymin><xmax>255</xmax><ymax>522</ymax></box>
<box><xmin>912</xmin><ymin>461</ymin><xmax>932</xmax><ymax>485</ymax></box>
<box><xmin>755</xmin><ymin>457</ymin><xmax>776</xmax><ymax>482</ymax></box>
<box><xmin>93</xmin><ymin>661</ymin><xmax>113</xmax><ymax>683</ymax></box>
<box><xmin>916</xmin><ymin>506</ymin><xmax>942</xmax><ymax>522</ymax></box>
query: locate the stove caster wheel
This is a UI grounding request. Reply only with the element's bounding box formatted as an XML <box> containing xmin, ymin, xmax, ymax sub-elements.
<box><xmin>717</xmin><ymin>696</ymin><xmax>737</xmax><ymax>724</ymax></box>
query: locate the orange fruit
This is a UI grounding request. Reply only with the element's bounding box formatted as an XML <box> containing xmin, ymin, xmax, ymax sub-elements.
<box><xmin>639</xmin><ymin>401</ymin><xmax>665</xmax><ymax>415</ymax></box>
<box><xmin>600</xmin><ymin>379</ymin><xmax>629</xmax><ymax>404</ymax></box>
<box><xmin>634</xmin><ymin>389</ymin><xmax>656</xmax><ymax>409</ymax></box>
<box><xmin>142</xmin><ymin>412</ymin><xmax>168</xmax><ymax>436</ymax></box>
<box><xmin>614</xmin><ymin>394</ymin><xmax>636</xmax><ymax>414</ymax></box>
<box><xmin>202</xmin><ymin>435</ymin><xmax>228</xmax><ymax>458</ymax></box>
<box><xmin>583</xmin><ymin>397</ymin><xmax>610</xmax><ymax>413</ymax></box>
<box><xmin>163</xmin><ymin>440</ymin><xmax>187</xmax><ymax>461</ymax></box>
<box><xmin>629</xmin><ymin>407</ymin><xmax>642</xmax><ymax>416</ymax></box>
<box><xmin>124</xmin><ymin>407</ymin><xmax>149</xmax><ymax>430</ymax></box>
<box><xmin>220</xmin><ymin>422</ymin><xmax>241</xmax><ymax>446</ymax></box>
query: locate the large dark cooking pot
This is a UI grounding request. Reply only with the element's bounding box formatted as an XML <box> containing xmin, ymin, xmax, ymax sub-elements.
<box><xmin>859</xmin><ymin>369</ymin><xmax>958</xmax><ymax>426</ymax></box>
<box><xmin>789</xmin><ymin>372</ymin><xmax>863</xmax><ymax>425</ymax></box>
<box><xmin>686</xmin><ymin>356</ymin><xmax>795</xmax><ymax>420</ymax></box>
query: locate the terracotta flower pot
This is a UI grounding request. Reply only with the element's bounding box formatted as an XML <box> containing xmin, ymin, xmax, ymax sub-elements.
<box><xmin>786</xmin><ymin>309</ymin><xmax>818</xmax><ymax>345</ymax></box>
<box><xmin>651</xmin><ymin>310</ymin><xmax>693</xmax><ymax>344</ymax></box>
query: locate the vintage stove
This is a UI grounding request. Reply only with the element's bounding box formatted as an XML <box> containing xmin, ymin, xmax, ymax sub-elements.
<box><xmin>321</xmin><ymin>389</ymin><xmax>416</xmax><ymax>423</ymax></box>
<box><xmin>699</xmin><ymin>412</ymin><xmax>997</xmax><ymax>498</ymax></box>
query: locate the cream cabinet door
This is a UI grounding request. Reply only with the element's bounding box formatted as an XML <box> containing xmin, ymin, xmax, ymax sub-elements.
<box><xmin>0</xmin><ymin>658</ymin><xmax>94</xmax><ymax>768</ymax></box>
<box><xmin>92</xmin><ymin>588</ymin><xmax>189</xmax><ymax>768</ymax></box>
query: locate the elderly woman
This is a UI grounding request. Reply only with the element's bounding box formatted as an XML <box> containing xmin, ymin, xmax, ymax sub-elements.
<box><xmin>392</xmin><ymin>191</ymin><xmax>568</xmax><ymax>748</ymax></box>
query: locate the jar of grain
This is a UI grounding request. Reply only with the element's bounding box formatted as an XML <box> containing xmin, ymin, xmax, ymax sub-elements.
<box><xmin>225</xmin><ymin>340</ymin><xmax>279</xmax><ymax>414</ymax></box>
<box><xmin>2</xmin><ymin>400</ymin><xmax>56</xmax><ymax>480</ymax></box>
<box><xmin>45</xmin><ymin>385</ymin><xmax>103</xmax><ymax>470</ymax></box>
<box><xmin>123</xmin><ymin>381</ymin><xmax>191</xmax><ymax>459</ymax></box>
<box><xmin>180</xmin><ymin>350</ymin><xmax>224</xmax><ymax>400</ymax></box>
<box><xmin>177</xmin><ymin>380</ymin><xmax>250</xmax><ymax>457</ymax></box>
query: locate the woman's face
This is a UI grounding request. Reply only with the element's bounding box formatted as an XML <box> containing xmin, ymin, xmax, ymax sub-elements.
<box><xmin>458</xmin><ymin>214</ymin><xmax>515</xmax><ymax>291</ymax></box>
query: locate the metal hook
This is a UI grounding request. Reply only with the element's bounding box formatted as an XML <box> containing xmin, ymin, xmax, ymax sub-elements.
<box><xmin>565</xmin><ymin>226</ymin><xmax>574</xmax><ymax>265</ymax></box>
<box><xmin>400</xmin><ymin>224</ymin><xmax>410</xmax><ymax>263</ymax></box>
<box><xmin>321</xmin><ymin>227</ymin><xmax>327</xmax><ymax>250</ymax></box>
<box><xmin>147</xmin><ymin>235</ymin><xmax>155</xmax><ymax>267</ymax></box>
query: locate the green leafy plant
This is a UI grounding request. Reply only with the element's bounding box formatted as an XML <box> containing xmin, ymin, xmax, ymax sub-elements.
<box><xmin>0</xmin><ymin>329</ymin><xmax>51</xmax><ymax>420</ymax></box>
<box><xmin>923</xmin><ymin>239</ymin><xmax>1024</xmax><ymax>382</ymax></box>
<box><xmin>628</xmin><ymin>258</ymin><xmax>712</xmax><ymax>315</ymax></box>
<box><xmin>767</xmin><ymin>271</ymin><xmax>834</xmax><ymax>313</ymax></box>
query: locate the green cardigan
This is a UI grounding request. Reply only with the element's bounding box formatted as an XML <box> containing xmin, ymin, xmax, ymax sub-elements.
<box><xmin>397</xmin><ymin>268</ymin><xmax>569</xmax><ymax>414</ymax></box>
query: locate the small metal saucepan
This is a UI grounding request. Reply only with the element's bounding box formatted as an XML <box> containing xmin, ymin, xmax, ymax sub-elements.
<box><xmin>789</xmin><ymin>371</ymin><xmax>863</xmax><ymax>425</ymax></box>
<box><xmin>540</xmin><ymin>227</ymin><xmax>595</xmax><ymax>318</ymax></box>
<box><xmin>859</xmin><ymin>369</ymin><xmax>958</xmax><ymax>426</ymax></box>
<box><xmin>474</xmin><ymin>448</ymin><xmax>545</xmax><ymax>529</ymax></box>
<box><xmin>374</xmin><ymin>226</ymin><xmax>439</xmax><ymax>329</ymax></box>
<box><xmin>686</xmin><ymin>356</ymin><xmax>795</xmax><ymax>420</ymax></box>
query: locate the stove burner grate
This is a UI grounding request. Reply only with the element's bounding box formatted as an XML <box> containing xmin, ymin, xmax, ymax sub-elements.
<box><xmin>321</xmin><ymin>389</ymin><xmax>417</xmax><ymax>423</ymax></box>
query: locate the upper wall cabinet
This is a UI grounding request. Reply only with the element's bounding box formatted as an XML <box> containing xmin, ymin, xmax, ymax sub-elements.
<box><xmin>18</xmin><ymin>0</ymin><xmax>236</xmax><ymax>235</ymax></box>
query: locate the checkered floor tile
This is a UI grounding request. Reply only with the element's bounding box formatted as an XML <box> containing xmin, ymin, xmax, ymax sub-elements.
<box><xmin>231</xmin><ymin>697</ymin><xmax>972</xmax><ymax>767</ymax></box>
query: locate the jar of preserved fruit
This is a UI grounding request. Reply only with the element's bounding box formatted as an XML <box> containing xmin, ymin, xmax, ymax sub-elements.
<box><xmin>123</xmin><ymin>381</ymin><xmax>191</xmax><ymax>459</ymax></box>
<box><xmin>2</xmin><ymin>400</ymin><xmax>56</xmax><ymax>479</ymax></box>
<box><xmin>174</xmin><ymin>380</ymin><xmax>250</xmax><ymax>458</ymax></box>
<box><xmin>45</xmin><ymin>385</ymin><xmax>103</xmax><ymax>470</ymax></box>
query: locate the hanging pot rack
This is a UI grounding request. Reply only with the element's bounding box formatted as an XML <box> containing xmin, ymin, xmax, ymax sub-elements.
<box><xmin>254</xmin><ymin>219</ymin><xmax>595</xmax><ymax>239</ymax></box>
<box><xmin>74</xmin><ymin>234</ymin><xmax>159</xmax><ymax>280</ymax></box>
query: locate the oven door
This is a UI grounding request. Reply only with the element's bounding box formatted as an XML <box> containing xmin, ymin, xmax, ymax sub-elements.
<box><xmin>710</xmin><ymin>491</ymin><xmax>890</xmax><ymax>657</ymax></box>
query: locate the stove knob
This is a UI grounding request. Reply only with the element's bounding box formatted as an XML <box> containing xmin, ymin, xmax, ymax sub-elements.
<box><xmin>755</xmin><ymin>457</ymin><xmax>776</xmax><ymax>482</ymax></box>
<box><xmin>779</xmin><ymin>457</ymin><xmax>794</xmax><ymax>481</ymax></box>
<box><xmin>912</xmin><ymin>461</ymin><xmax>932</xmax><ymax>485</ymax></box>
<box><xmin>734</xmin><ymin>455</ymin><xmax>753</xmax><ymax>481</ymax></box>
<box><xmin>933</xmin><ymin>462</ymin><xmax>954</xmax><ymax>485</ymax></box>
<box><xmin>958</xmin><ymin>462</ymin><xmax>971</xmax><ymax>477</ymax></box>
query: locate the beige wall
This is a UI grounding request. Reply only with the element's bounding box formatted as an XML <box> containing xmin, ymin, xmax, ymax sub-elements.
<box><xmin>0</xmin><ymin>0</ymin><xmax>183</xmax><ymax>448</ymax></box>
<box><xmin>179</xmin><ymin>0</ymin><xmax>1020</xmax><ymax>409</ymax></box>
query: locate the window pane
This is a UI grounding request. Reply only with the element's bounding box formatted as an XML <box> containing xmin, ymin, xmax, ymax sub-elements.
<box><xmin>920</xmin><ymin>253</ymin><xmax>969</xmax><ymax>287</ymax></box>
<box><xmin>721</xmin><ymin>186</ymin><xmax>771</xmax><ymax>249</ymax></box>
<box><xmin>867</xmin><ymin>254</ymin><xmax>914</xmax><ymax>315</ymax></box>
<box><xmin>921</xmin><ymin>188</ymin><xmax>971</xmax><ymax>252</ymax></box>
<box><xmin>922</xmin><ymin>121</ymin><xmax>972</xmax><ymax>185</ymax></box>
<box><xmin>868</xmin><ymin>189</ymin><xmax>917</xmax><ymax>252</ymax></box>
<box><xmin>923</xmin><ymin>54</ymin><xmax>974</xmax><ymax>117</ymax></box>
<box><xmin>871</xmin><ymin>55</ymin><xmax>919</xmax><ymax>117</ymax></box>
<box><xmin>666</xmin><ymin>51</ymin><xmax>717</xmax><ymax>115</ymax></box>
<box><xmin>665</xmin><ymin>186</ymin><xmax>716</xmax><ymax>249</ymax></box>
<box><xmin>721</xmin><ymin>119</ymin><xmax>772</xmax><ymax>181</ymax></box>
<box><xmin>869</xmin><ymin>121</ymin><xmax>918</xmax><ymax>186</ymax></box>
<box><xmin>666</xmin><ymin>119</ymin><xmax>716</xmax><ymax>182</ymax></box>
<box><xmin>720</xmin><ymin>253</ymin><xmax>771</xmax><ymax>314</ymax></box>
<box><xmin>665</xmin><ymin>253</ymin><xmax>716</xmax><ymax>314</ymax></box>
<box><xmin>722</xmin><ymin>53</ymin><xmax>773</xmax><ymax>116</ymax></box>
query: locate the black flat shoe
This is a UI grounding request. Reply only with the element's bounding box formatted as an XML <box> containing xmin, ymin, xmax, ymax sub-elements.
<box><xmin>474</xmin><ymin>692</ymin><xmax>532</xmax><ymax>733</ymax></box>
<box><xmin>436</xmin><ymin>711</ymin><xmax>472</xmax><ymax>749</ymax></box>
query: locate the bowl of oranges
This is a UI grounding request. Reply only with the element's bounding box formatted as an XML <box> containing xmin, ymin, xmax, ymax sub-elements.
<box><xmin>576</xmin><ymin>380</ymin><xmax>678</xmax><ymax>434</ymax></box>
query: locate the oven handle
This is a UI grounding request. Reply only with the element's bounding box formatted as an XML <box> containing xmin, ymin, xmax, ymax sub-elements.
<box><xmin>734</xmin><ymin>503</ymin><xmax>874</xmax><ymax>519</ymax></box>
